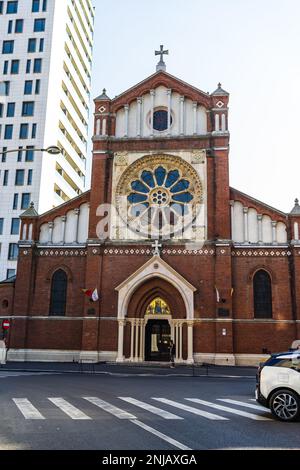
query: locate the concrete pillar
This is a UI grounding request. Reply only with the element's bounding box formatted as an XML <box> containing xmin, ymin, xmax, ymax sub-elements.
<box><xmin>61</xmin><ymin>216</ymin><xmax>67</xmax><ymax>243</ymax></box>
<box><xmin>258</xmin><ymin>214</ymin><xmax>263</xmax><ymax>243</ymax></box>
<box><xmin>187</xmin><ymin>322</ymin><xmax>194</xmax><ymax>364</ymax></box>
<box><xmin>124</xmin><ymin>104</ymin><xmax>129</xmax><ymax>137</ymax></box>
<box><xmin>272</xmin><ymin>221</ymin><xmax>277</xmax><ymax>244</ymax></box>
<box><xmin>48</xmin><ymin>222</ymin><xmax>54</xmax><ymax>244</ymax></box>
<box><xmin>193</xmin><ymin>102</ymin><xmax>197</xmax><ymax>135</ymax></box>
<box><xmin>74</xmin><ymin>208</ymin><xmax>80</xmax><ymax>243</ymax></box>
<box><xmin>180</xmin><ymin>96</ymin><xmax>185</xmax><ymax>135</ymax></box>
<box><xmin>243</xmin><ymin>207</ymin><xmax>249</xmax><ymax>243</ymax></box>
<box><xmin>134</xmin><ymin>319</ymin><xmax>139</xmax><ymax>362</ymax></box>
<box><xmin>116</xmin><ymin>320</ymin><xmax>126</xmax><ymax>362</ymax></box>
<box><xmin>130</xmin><ymin>320</ymin><xmax>134</xmax><ymax>361</ymax></box>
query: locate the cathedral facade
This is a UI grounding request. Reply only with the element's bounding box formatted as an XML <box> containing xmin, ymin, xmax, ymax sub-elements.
<box><xmin>1</xmin><ymin>58</ymin><xmax>300</xmax><ymax>366</ymax></box>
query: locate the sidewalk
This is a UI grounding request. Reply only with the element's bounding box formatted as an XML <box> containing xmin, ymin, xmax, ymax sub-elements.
<box><xmin>0</xmin><ymin>360</ymin><xmax>257</xmax><ymax>378</ymax></box>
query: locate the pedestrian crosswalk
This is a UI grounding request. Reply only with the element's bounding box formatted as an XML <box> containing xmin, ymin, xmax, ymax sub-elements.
<box><xmin>9</xmin><ymin>395</ymin><xmax>274</xmax><ymax>423</ymax></box>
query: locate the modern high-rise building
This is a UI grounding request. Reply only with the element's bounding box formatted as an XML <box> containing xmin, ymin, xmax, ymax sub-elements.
<box><xmin>0</xmin><ymin>0</ymin><xmax>95</xmax><ymax>281</ymax></box>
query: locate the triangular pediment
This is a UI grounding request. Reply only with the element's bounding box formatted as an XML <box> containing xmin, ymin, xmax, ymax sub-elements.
<box><xmin>116</xmin><ymin>255</ymin><xmax>196</xmax><ymax>293</ymax></box>
<box><xmin>106</xmin><ymin>71</ymin><xmax>212</xmax><ymax>112</ymax></box>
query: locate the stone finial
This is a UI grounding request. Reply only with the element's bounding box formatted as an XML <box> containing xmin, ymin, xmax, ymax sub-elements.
<box><xmin>290</xmin><ymin>198</ymin><xmax>300</xmax><ymax>215</ymax></box>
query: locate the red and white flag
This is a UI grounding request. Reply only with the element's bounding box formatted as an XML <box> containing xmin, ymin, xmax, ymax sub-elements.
<box><xmin>81</xmin><ymin>288</ymin><xmax>99</xmax><ymax>302</ymax></box>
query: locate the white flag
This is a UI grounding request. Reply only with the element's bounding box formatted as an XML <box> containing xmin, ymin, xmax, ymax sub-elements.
<box><xmin>92</xmin><ymin>288</ymin><xmax>99</xmax><ymax>302</ymax></box>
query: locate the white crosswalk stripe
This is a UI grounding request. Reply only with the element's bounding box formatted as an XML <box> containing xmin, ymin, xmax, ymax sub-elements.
<box><xmin>48</xmin><ymin>398</ymin><xmax>91</xmax><ymax>420</ymax></box>
<box><xmin>10</xmin><ymin>396</ymin><xmax>275</xmax><ymax>423</ymax></box>
<box><xmin>118</xmin><ymin>397</ymin><xmax>183</xmax><ymax>420</ymax></box>
<box><xmin>152</xmin><ymin>398</ymin><xmax>228</xmax><ymax>420</ymax></box>
<box><xmin>83</xmin><ymin>397</ymin><xmax>136</xmax><ymax>420</ymax></box>
<box><xmin>186</xmin><ymin>398</ymin><xmax>272</xmax><ymax>421</ymax></box>
<box><xmin>218</xmin><ymin>398</ymin><xmax>268</xmax><ymax>412</ymax></box>
<box><xmin>13</xmin><ymin>398</ymin><xmax>45</xmax><ymax>420</ymax></box>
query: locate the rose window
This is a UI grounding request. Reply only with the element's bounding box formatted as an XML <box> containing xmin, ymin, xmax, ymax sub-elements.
<box><xmin>116</xmin><ymin>155</ymin><xmax>203</xmax><ymax>238</ymax></box>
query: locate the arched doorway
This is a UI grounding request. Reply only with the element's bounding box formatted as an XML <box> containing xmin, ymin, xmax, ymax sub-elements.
<box><xmin>144</xmin><ymin>298</ymin><xmax>172</xmax><ymax>361</ymax></box>
<box><xmin>115</xmin><ymin>255</ymin><xmax>196</xmax><ymax>364</ymax></box>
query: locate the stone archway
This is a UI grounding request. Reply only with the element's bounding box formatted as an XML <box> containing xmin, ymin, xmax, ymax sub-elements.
<box><xmin>115</xmin><ymin>256</ymin><xmax>196</xmax><ymax>363</ymax></box>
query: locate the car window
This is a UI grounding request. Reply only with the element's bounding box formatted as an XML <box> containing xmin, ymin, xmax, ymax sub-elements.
<box><xmin>270</xmin><ymin>357</ymin><xmax>300</xmax><ymax>371</ymax></box>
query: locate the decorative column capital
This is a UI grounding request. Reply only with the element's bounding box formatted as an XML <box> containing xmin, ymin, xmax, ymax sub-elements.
<box><xmin>192</xmin><ymin>101</ymin><xmax>198</xmax><ymax>109</ymax></box>
<box><xmin>74</xmin><ymin>208</ymin><xmax>80</xmax><ymax>216</ymax></box>
<box><xmin>137</xmin><ymin>97</ymin><xmax>142</xmax><ymax>105</ymax></box>
<box><xmin>257</xmin><ymin>214</ymin><xmax>263</xmax><ymax>221</ymax></box>
<box><xmin>150</xmin><ymin>89</ymin><xmax>155</xmax><ymax>96</ymax></box>
<box><xmin>180</xmin><ymin>95</ymin><xmax>185</xmax><ymax>103</ymax></box>
<box><xmin>229</xmin><ymin>200</ymin><xmax>235</xmax><ymax>207</ymax></box>
<box><xmin>48</xmin><ymin>221</ymin><xmax>54</xmax><ymax>229</ymax></box>
<box><xmin>243</xmin><ymin>207</ymin><xmax>249</xmax><ymax>214</ymax></box>
<box><xmin>124</xmin><ymin>104</ymin><xmax>129</xmax><ymax>111</ymax></box>
<box><xmin>271</xmin><ymin>220</ymin><xmax>277</xmax><ymax>227</ymax></box>
<box><xmin>61</xmin><ymin>215</ymin><xmax>67</xmax><ymax>222</ymax></box>
<box><xmin>167</xmin><ymin>88</ymin><xmax>172</xmax><ymax>96</ymax></box>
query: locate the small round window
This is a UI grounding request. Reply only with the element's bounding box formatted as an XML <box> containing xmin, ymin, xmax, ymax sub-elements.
<box><xmin>153</xmin><ymin>110</ymin><xmax>172</xmax><ymax>132</ymax></box>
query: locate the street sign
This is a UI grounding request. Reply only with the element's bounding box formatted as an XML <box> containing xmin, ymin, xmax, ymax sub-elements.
<box><xmin>2</xmin><ymin>320</ymin><xmax>10</xmax><ymax>330</ymax></box>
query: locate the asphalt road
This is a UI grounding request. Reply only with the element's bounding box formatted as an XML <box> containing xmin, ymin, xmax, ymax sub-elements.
<box><xmin>0</xmin><ymin>368</ymin><xmax>299</xmax><ymax>450</ymax></box>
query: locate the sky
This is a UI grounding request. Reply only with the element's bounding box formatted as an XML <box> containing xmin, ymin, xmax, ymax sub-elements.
<box><xmin>90</xmin><ymin>0</ymin><xmax>300</xmax><ymax>213</ymax></box>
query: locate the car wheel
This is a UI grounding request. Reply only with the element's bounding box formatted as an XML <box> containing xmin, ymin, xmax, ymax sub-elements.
<box><xmin>270</xmin><ymin>389</ymin><xmax>300</xmax><ymax>422</ymax></box>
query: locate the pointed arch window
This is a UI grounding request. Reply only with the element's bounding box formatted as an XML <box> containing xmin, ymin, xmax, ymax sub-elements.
<box><xmin>49</xmin><ymin>269</ymin><xmax>67</xmax><ymax>316</ymax></box>
<box><xmin>253</xmin><ymin>270</ymin><xmax>272</xmax><ymax>318</ymax></box>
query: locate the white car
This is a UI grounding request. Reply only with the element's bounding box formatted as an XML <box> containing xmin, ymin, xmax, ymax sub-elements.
<box><xmin>256</xmin><ymin>351</ymin><xmax>300</xmax><ymax>422</ymax></box>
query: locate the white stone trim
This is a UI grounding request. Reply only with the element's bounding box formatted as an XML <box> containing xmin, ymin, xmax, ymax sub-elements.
<box><xmin>7</xmin><ymin>349</ymin><xmax>117</xmax><ymax>363</ymax></box>
<box><xmin>116</xmin><ymin>255</ymin><xmax>196</xmax><ymax>321</ymax></box>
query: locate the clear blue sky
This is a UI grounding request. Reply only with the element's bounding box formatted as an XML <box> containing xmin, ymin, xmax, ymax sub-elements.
<box><xmin>90</xmin><ymin>0</ymin><xmax>300</xmax><ymax>212</ymax></box>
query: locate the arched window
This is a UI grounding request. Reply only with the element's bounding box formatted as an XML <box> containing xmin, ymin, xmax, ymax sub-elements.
<box><xmin>49</xmin><ymin>269</ymin><xmax>67</xmax><ymax>316</ymax></box>
<box><xmin>253</xmin><ymin>270</ymin><xmax>272</xmax><ymax>318</ymax></box>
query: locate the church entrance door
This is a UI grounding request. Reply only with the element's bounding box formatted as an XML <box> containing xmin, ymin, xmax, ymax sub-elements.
<box><xmin>145</xmin><ymin>320</ymin><xmax>171</xmax><ymax>362</ymax></box>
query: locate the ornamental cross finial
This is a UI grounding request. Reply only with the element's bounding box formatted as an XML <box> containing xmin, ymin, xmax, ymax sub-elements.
<box><xmin>152</xmin><ymin>239</ymin><xmax>162</xmax><ymax>257</ymax></box>
<box><xmin>155</xmin><ymin>45</ymin><xmax>169</xmax><ymax>72</ymax></box>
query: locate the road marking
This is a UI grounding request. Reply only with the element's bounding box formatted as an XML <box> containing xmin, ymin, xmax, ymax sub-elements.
<box><xmin>83</xmin><ymin>397</ymin><xmax>136</xmax><ymax>420</ymax></box>
<box><xmin>186</xmin><ymin>399</ymin><xmax>272</xmax><ymax>421</ymax></box>
<box><xmin>48</xmin><ymin>398</ymin><xmax>91</xmax><ymax>420</ymax></box>
<box><xmin>118</xmin><ymin>397</ymin><xmax>183</xmax><ymax>420</ymax></box>
<box><xmin>131</xmin><ymin>419</ymin><xmax>191</xmax><ymax>451</ymax></box>
<box><xmin>13</xmin><ymin>398</ymin><xmax>45</xmax><ymax>420</ymax></box>
<box><xmin>152</xmin><ymin>398</ymin><xmax>228</xmax><ymax>420</ymax></box>
<box><xmin>218</xmin><ymin>398</ymin><xmax>268</xmax><ymax>411</ymax></box>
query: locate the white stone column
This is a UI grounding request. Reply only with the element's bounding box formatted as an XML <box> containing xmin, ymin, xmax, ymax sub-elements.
<box><xmin>134</xmin><ymin>319</ymin><xmax>139</xmax><ymax>362</ymax></box>
<box><xmin>139</xmin><ymin>319</ymin><xmax>144</xmax><ymax>361</ymax></box>
<box><xmin>96</xmin><ymin>119</ymin><xmax>101</xmax><ymax>135</ymax></box>
<box><xmin>28</xmin><ymin>223</ymin><xmax>33</xmax><ymax>241</ymax></box>
<box><xmin>124</xmin><ymin>104</ymin><xmax>129</xmax><ymax>137</ymax></box>
<box><xmin>193</xmin><ymin>102</ymin><xmax>197</xmax><ymax>135</ymax></box>
<box><xmin>294</xmin><ymin>222</ymin><xmax>299</xmax><ymax>241</ymax></box>
<box><xmin>179</xmin><ymin>322</ymin><xmax>183</xmax><ymax>362</ymax></box>
<box><xmin>230</xmin><ymin>200</ymin><xmax>235</xmax><ymax>240</ymax></box>
<box><xmin>221</xmin><ymin>113</ymin><xmax>226</xmax><ymax>131</ymax></box>
<box><xmin>130</xmin><ymin>320</ymin><xmax>134</xmax><ymax>361</ymax></box>
<box><xmin>180</xmin><ymin>96</ymin><xmax>185</xmax><ymax>135</ymax></box>
<box><xmin>61</xmin><ymin>216</ymin><xmax>67</xmax><ymax>244</ymax></box>
<box><xmin>167</xmin><ymin>89</ymin><xmax>172</xmax><ymax>135</ymax></box>
<box><xmin>215</xmin><ymin>114</ymin><xmax>220</xmax><ymax>132</ymax></box>
<box><xmin>137</xmin><ymin>98</ymin><xmax>142</xmax><ymax>137</ymax></box>
<box><xmin>272</xmin><ymin>221</ymin><xmax>277</xmax><ymax>244</ymax></box>
<box><xmin>257</xmin><ymin>214</ymin><xmax>263</xmax><ymax>243</ymax></box>
<box><xmin>150</xmin><ymin>89</ymin><xmax>155</xmax><ymax>136</ymax></box>
<box><xmin>48</xmin><ymin>222</ymin><xmax>54</xmax><ymax>244</ymax></box>
<box><xmin>175</xmin><ymin>323</ymin><xmax>179</xmax><ymax>361</ymax></box>
<box><xmin>243</xmin><ymin>207</ymin><xmax>249</xmax><ymax>243</ymax></box>
<box><xmin>102</xmin><ymin>118</ymin><xmax>107</xmax><ymax>136</ymax></box>
<box><xmin>116</xmin><ymin>320</ymin><xmax>126</xmax><ymax>362</ymax></box>
<box><xmin>74</xmin><ymin>208</ymin><xmax>80</xmax><ymax>243</ymax></box>
<box><xmin>187</xmin><ymin>322</ymin><xmax>194</xmax><ymax>364</ymax></box>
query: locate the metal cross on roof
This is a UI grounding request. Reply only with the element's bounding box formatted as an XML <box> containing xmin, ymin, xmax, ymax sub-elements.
<box><xmin>155</xmin><ymin>45</ymin><xmax>169</xmax><ymax>71</ymax></box>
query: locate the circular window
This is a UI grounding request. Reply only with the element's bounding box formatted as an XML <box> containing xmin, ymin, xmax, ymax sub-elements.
<box><xmin>152</xmin><ymin>110</ymin><xmax>172</xmax><ymax>132</ymax></box>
